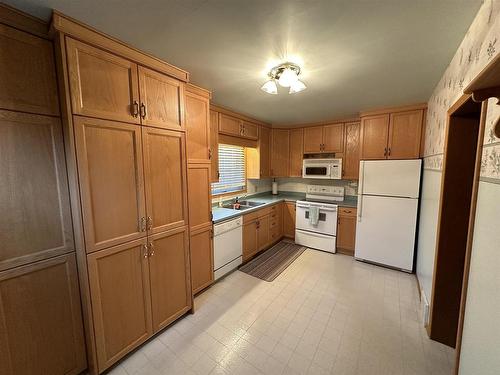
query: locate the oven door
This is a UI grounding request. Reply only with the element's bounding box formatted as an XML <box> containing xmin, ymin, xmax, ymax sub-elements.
<box><xmin>295</xmin><ymin>201</ymin><xmax>337</xmax><ymax>236</ymax></box>
<box><xmin>302</xmin><ymin>163</ymin><xmax>331</xmax><ymax>179</ymax></box>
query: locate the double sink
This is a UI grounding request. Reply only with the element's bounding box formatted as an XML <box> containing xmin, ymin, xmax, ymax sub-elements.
<box><xmin>221</xmin><ymin>200</ymin><xmax>265</xmax><ymax>211</ymax></box>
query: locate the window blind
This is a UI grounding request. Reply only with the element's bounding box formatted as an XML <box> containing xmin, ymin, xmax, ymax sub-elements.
<box><xmin>211</xmin><ymin>144</ymin><xmax>246</xmax><ymax>195</ymax></box>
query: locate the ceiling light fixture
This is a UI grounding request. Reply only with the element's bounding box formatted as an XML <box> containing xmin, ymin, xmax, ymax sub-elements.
<box><xmin>261</xmin><ymin>62</ymin><xmax>307</xmax><ymax>95</ymax></box>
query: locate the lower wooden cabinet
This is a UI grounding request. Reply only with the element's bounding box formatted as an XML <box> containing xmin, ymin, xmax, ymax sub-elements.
<box><xmin>0</xmin><ymin>253</ymin><xmax>86</xmax><ymax>375</ymax></box>
<box><xmin>337</xmin><ymin>207</ymin><xmax>357</xmax><ymax>255</ymax></box>
<box><xmin>190</xmin><ymin>224</ymin><xmax>214</xmax><ymax>294</ymax></box>
<box><xmin>283</xmin><ymin>202</ymin><xmax>296</xmax><ymax>238</ymax></box>
<box><xmin>243</xmin><ymin>220</ymin><xmax>258</xmax><ymax>261</ymax></box>
<box><xmin>269</xmin><ymin>203</ymin><xmax>283</xmax><ymax>243</ymax></box>
<box><xmin>257</xmin><ymin>214</ymin><xmax>270</xmax><ymax>251</ymax></box>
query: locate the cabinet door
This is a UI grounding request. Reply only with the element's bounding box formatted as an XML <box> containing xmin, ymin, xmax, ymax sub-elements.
<box><xmin>190</xmin><ymin>224</ymin><xmax>214</xmax><ymax>294</ymax></box>
<box><xmin>87</xmin><ymin>239</ymin><xmax>152</xmax><ymax>372</ymax></box>
<box><xmin>66</xmin><ymin>38</ymin><xmax>140</xmax><ymax>124</ymax></box>
<box><xmin>257</xmin><ymin>215</ymin><xmax>270</xmax><ymax>251</ymax></box>
<box><xmin>337</xmin><ymin>214</ymin><xmax>357</xmax><ymax>253</ymax></box>
<box><xmin>0</xmin><ymin>111</ymin><xmax>74</xmax><ymax>271</ymax></box>
<box><xmin>187</xmin><ymin>163</ymin><xmax>212</xmax><ymax>231</ymax></box>
<box><xmin>219</xmin><ymin>113</ymin><xmax>241</xmax><ymax>137</ymax></box>
<box><xmin>303</xmin><ymin>126</ymin><xmax>323</xmax><ymax>153</ymax></box>
<box><xmin>149</xmin><ymin>227</ymin><xmax>191</xmax><ymax>332</ymax></box>
<box><xmin>283</xmin><ymin>202</ymin><xmax>296</xmax><ymax>238</ymax></box>
<box><xmin>343</xmin><ymin>122</ymin><xmax>360</xmax><ymax>180</ymax></box>
<box><xmin>185</xmin><ymin>90</ymin><xmax>210</xmax><ymax>162</ymax></box>
<box><xmin>0</xmin><ymin>24</ymin><xmax>59</xmax><ymax>116</ymax></box>
<box><xmin>143</xmin><ymin>127</ymin><xmax>188</xmax><ymax>234</ymax></box>
<box><xmin>210</xmin><ymin>110</ymin><xmax>219</xmax><ymax>182</ymax></box>
<box><xmin>0</xmin><ymin>254</ymin><xmax>86</xmax><ymax>375</ymax></box>
<box><xmin>271</xmin><ymin>129</ymin><xmax>290</xmax><ymax>177</ymax></box>
<box><xmin>360</xmin><ymin>114</ymin><xmax>390</xmax><ymax>159</ymax></box>
<box><xmin>289</xmin><ymin>128</ymin><xmax>304</xmax><ymax>177</ymax></box>
<box><xmin>74</xmin><ymin>117</ymin><xmax>146</xmax><ymax>252</ymax></box>
<box><xmin>388</xmin><ymin>110</ymin><xmax>423</xmax><ymax>159</ymax></box>
<box><xmin>323</xmin><ymin>124</ymin><xmax>344</xmax><ymax>153</ymax></box>
<box><xmin>138</xmin><ymin>66</ymin><xmax>184</xmax><ymax>131</ymax></box>
<box><xmin>242</xmin><ymin>121</ymin><xmax>259</xmax><ymax>140</ymax></box>
<box><xmin>243</xmin><ymin>220</ymin><xmax>258</xmax><ymax>261</ymax></box>
<box><xmin>259</xmin><ymin>126</ymin><xmax>271</xmax><ymax>177</ymax></box>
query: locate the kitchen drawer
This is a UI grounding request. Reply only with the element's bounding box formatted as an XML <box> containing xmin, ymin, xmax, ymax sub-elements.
<box><xmin>243</xmin><ymin>210</ymin><xmax>259</xmax><ymax>223</ymax></box>
<box><xmin>339</xmin><ymin>207</ymin><xmax>357</xmax><ymax>217</ymax></box>
<box><xmin>270</xmin><ymin>219</ymin><xmax>281</xmax><ymax>229</ymax></box>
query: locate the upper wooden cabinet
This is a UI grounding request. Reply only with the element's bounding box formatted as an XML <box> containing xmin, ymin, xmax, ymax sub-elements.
<box><xmin>210</xmin><ymin>110</ymin><xmax>219</xmax><ymax>182</ymax></box>
<box><xmin>185</xmin><ymin>88</ymin><xmax>210</xmax><ymax>163</ymax></box>
<box><xmin>0</xmin><ymin>254</ymin><xmax>86</xmax><ymax>375</ymax></box>
<box><xmin>289</xmin><ymin>128</ymin><xmax>304</xmax><ymax>177</ymax></box>
<box><xmin>241</xmin><ymin>121</ymin><xmax>259</xmax><ymax>140</ymax></box>
<box><xmin>66</xmin><ymin>38</ymin><xmax>140</xmax><ymax>124</ymax></box>
<box><xmin>0</xmin><ymin>24</ymin><xmax>59</xmax><ymax>116</ymax></box>
<box><xmin>74</xmin><ymin>117</ymin><xmax>146</xmax><ymax>252</ymax></box>
<box><xmin>304</xmin><ymin>124</ymin><xmax>344</xmax><ymax>153</ymax></box>
<box><xmin>138</xmin><ymin>66</ymin><xmax>184</xmax><ymax>131</ymax></box>
<box><xmin>0</xmin><ymin>111</ymin><xmax>74</xmax><ymax>271</ymax></box>
<box><xmin>271</xmin><ymin>129</ymin><xmax>290</xmax><ymax>177</ymax></box>
<box><xmin>247</xmin><ymin>126</ymin><xmax>271</xmax><ymax>179</ymax></box>
<box><xmin>343</xmin><ymin>122</ymin><xmax>360</xmax><ymax>180</ymax></box>
<box><xmin>219</xmin><ymin>113</ymin><xmax>241</xmax><ymax>137</ymax></box>
<box><xmin>360</xmin><ymin>114</ymin><xmax>390</xmax><ymax>159</ymax></box>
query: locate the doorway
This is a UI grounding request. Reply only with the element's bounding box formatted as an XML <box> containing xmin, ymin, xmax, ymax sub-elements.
<box><xmin>428</xmin><ymin>95</ymin><xmax>485</xmax><ymax>349</ymax></box>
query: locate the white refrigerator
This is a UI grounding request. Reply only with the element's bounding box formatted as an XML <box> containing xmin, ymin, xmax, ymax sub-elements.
<box><xmin>355</xmin><ymin>160</ymin><xmax>422</xmax><ymax>272</ymax></box>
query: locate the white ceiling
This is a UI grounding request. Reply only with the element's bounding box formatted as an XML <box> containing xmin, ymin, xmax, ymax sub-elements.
<box><xmin>5</xmin><ymin>0</ymin><xmax>481</xmax><ymax>125</ymax></box>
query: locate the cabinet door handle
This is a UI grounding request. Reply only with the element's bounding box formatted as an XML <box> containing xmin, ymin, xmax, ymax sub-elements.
<box><xmin>384</xmin><ymin>147</ymin><xmax>387</xmax><ymax>157</ymax></box>
<box><xmin>388</xmin><ymin>147</ymin><xmax>391</xmax><ymax>156</ymax></box>
<box><xmin>140</xmin><ymin>103</ymin><xmax>147</xmax><ymax>119</ymax></box>
<box><xmin>139</xmin><ymin>217</ymin><xmax>146</xmax><ymax>232</ymax></box>
<box><xmin>344</xmin><ymin>210</ymin><xmax>352</xmax><ymax>213</ymax></box>
<box><xmin>142</xmin><ymin>244</ymin><xmax>148</xmax><ymax>259</ymax></box>
<box><xmin>208</xmin><ymin>148</ymin><xmax>212</xmax><ymax>160</ymax></box>
<box><xmin>148</xmin><ymin>242</ymin><xmax>155</xmax><ymax>257</ymax></box>
<box><xmin>146</xmin><ymin>216</ymin><xmax>153</xmax><ymax>231</ymax></box>
<box><xmin>132</xmin><ymin>100</ymin><xmax>139</xmax><ymax>117</ymax></box>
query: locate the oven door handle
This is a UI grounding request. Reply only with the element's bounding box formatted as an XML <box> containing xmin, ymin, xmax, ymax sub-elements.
<box><xmin>296</xmin><ymin>204</ymin><xmax>337</xmax><ymax>212</ymax></box>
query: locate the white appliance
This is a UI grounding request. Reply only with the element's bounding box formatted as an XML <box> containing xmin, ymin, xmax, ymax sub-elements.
<box><xmin>302</xmin><ymin>158</ymin><xmax>342</xmax><ymax>179</ymax></box>
<box><xmin>295</xmin><ymin>185</ymin><xmax>345</xmax><ymax>253</ymax></box>
<box><xmin>355</xmin><ymin>160</ymin><xmax>422</xmax><ymax>272</ymax></box>
<box><xmin>213</xmin><ymin>217</ymin><xmax>242</xmax><ymax>280</ymax></box>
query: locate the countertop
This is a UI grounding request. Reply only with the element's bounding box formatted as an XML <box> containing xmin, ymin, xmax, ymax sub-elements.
<box><xmin>212</xmin><ymin>192</ymin><xmax>358</xmax><ymax>224</ymax></box>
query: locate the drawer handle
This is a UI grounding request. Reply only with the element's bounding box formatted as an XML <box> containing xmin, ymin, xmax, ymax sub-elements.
<box><xmin>344</xmin><ymin>210</ymin><xmax>352</xmax><ymax>213</ymax></box>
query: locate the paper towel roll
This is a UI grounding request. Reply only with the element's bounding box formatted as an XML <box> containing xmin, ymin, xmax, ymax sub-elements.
<box><xmin>272</xmin><ymin>181</ymin><xmax>278</xmax><ymax>195</ymax></box>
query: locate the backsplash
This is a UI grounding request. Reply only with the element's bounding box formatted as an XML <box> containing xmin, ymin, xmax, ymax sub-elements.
<box><xmin>275</xmin><ymin>178</ymin><xmax>358</xmax><ymax>196</ymax></box>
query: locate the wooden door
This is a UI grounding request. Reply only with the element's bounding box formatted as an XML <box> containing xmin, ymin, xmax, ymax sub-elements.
<box><xmin>190</xmin><ymin>224</ymin><xmax>214</xmax><ymax>294</ymax></box>
<box><xmin>303</xmin><ymin>126</ymin><xmax>323</xmax><ymax>153</ymax></box>
<box><xmin>185</xmin><ymin>90</ymin><xmax>210</xmax><ymax>162</ymax></box>
<box><xmin>388</xmin><ymin>110</ymin><xmax>423</xmax><ymax>159</ymax></box>
<box><xmin>74</xmin><ymin>117</ymin><xmax>146</xmax><ymax>252</ymax></box>
<box><xmin>87</xmin><ymin>239</ymin><xmax>152</xmax><ymax>372</ymax></box>
<box><xmin>259</xmin><ymin>126</ymin><xmax>271</xmax><ymax>177</ymax></box>
<box><xmin>187</xmin><ymin>163</ymin><xmax>212</xmax><ymax>231</ymax></box>
<box><xmin>0</xmin><ymin>254</ymin><xmax>86</xmax><ymax>375</ymax></box>
<box><xmin>360</xmin><ymin>114</ymin><xmax>390</xmax><ymax>159</ymax></box>
<box><xmin>219</xmin><ymin>113</ymin><xmax>241</xmax><ymax>137</ymax></box>
<box><xmin>138</xmin><ymin>66</ymin><xmax>184</xmax><ymax>131</ymax></box>
<box><xmin>241</xmin><ymin>121</ymin><xmax>259</xmax><ymax>140</ymax></box>
<box><xmin>149</xmin><ymin>227</ymin><xmax>191</xmax><ymax>332</ymax></box>
<box><xmin>0</xmin><ymin>24</ymin><xmax>59</xmax><ymax>116</ymax></box>
<box><xmin>0</xmin><ymin>111</ymin><xmax>74</xmax><ymax>271</ymax></box>
<box><xmin>343</xmin><ymin>122</ymin><xmax>360</xmax><ymax>180</ymax></box>
<box><xmin>66</xmin><ymin>38</ymin><xmax>140</xmax><ymax>124</ymax></box>
<box><xmin>142</xmin><ymin>127</ymin><xmax>188</xmax><ymax>235</ymax></box>
<box><xmin>257</xmin><ymin>214</ymin><xmax>270</xmax><ymax>251</ymax></box>
<box><xmin>323</xmin><ymin>124</ymin><xmax>344</xmax><ymax>153</ymax></box>
<box><xmin>210</xmin><ymin>110</ymin><xmax>219</xmax><ymax>182</ymax></box>
<box><xmin>271</xmin><ymin>129</ymin><xmax>289</xmax><ymax>177</ymax></box>
<box><xmin>283</xmin><ymin>202</ymin><xmax>296</xmax><ymax>238</ymax></box>
<box><xmin>289</xmin><ymin>128</ymin><xmax>304</xmax><ymax>177</ymax></box>
<box><xmin>243</xmin><ymin>220</ymin><xmax>258</xmax><ymax>261</ymax></box>
<box><xmin>337</xmin><ymin>209</ymin><xmax>357</xmax><ymax>254</ymax></box>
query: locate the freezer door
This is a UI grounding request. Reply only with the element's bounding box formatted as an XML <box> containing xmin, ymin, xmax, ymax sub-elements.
<box><xmin>360</xmin><ymin>160</ymin><xmax>422</xmax><ymax>198</ymax></box>
<box><xmin>355</xmin><ymin>195</ymin><xmax>418</xmax><ymax>271</ymax></box>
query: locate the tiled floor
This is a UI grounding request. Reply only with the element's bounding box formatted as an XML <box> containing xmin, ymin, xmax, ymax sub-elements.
<box><xmin>109</xmin><ymin>250</ymin><xmax>455</xmax><ymax>375</ymax></box>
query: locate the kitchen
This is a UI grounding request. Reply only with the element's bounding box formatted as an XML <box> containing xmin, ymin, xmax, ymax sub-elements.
<box><xmin>1</xmin><ymin>2</ymin><xmax>499</xmax><ymax>375</ymax></box>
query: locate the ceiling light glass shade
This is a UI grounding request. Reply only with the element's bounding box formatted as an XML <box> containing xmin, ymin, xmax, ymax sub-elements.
<box><xmin>289</xmin><ymin>79</ymin><xmax>307</xmax><ymax>94</ymax></box>
<box><xmin>278</xmin><ymin>67</ymin><xmax>298</xmax><ymax>87</ymax></box>
<box><xmin>261</xmin><ymin>79</ymin><xmax>278</xmax><ymax>94</ymax></box>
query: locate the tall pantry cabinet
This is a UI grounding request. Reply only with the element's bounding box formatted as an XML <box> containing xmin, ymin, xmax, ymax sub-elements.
<box><xmin>52</xmin><ymin>11</ymin><xmax>196</xmax><ymax>374</ymax></box>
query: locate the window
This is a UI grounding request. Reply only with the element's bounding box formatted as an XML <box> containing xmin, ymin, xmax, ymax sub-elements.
<box><xmin>211</xmin><ymin>144</ymin><xmax>246</xmax><ymax>196</ymax></box>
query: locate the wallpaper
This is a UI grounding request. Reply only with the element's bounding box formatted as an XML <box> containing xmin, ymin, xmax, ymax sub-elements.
<box><xmin>423</xmin><ymin>0</ymin><xmax>500</xmax><ymax>181</ymax></box>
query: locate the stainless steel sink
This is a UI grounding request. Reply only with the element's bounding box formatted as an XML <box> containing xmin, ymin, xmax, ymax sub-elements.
<box><xmin>221</xmin><ymin>200</ymin><xmax>265</xmax><ymax>210</ymax></box>
<box><xmin>238</xmin><ymin>200</ymin><xmax>265</xmax><ymax>207</ymax></box>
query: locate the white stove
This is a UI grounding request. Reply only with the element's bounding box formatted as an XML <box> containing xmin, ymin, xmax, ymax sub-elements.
<box><xmin>295</xmin><ymin>185</ymin><xmax>345</xmax><ymax>253</ymax></box>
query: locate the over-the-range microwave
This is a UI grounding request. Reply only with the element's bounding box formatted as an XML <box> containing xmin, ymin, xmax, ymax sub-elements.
<box><xmin>302</xmin><ymin>158</ymin><xmax>342</xmax><ymax>179</ymax></box>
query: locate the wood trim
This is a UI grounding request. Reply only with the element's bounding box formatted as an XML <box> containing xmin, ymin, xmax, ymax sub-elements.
<box><xmin>50</xmin><ymin>11</ymin><xmax>189</xmax><ymax>82</ymax></box>
<box><xmin>360</xmin><ymin>102</ymin><xmax>427</xmax><ymax>117</ymax></box>
<box><xmin>211</xmin><ymin>103</ymin><xmax>270</xmax><ymax>127</ymax></box>
<box><xmin>186</xmin><ymin>83</ymin><xmax>211</xmax><ymax>99</ymax></box>
<box><xmin>0</xmin><ymin>3</ymin><xmax>49</xmax><ymax>38</ymax></box>
<box><xmin>464</xmin><ymin>44</ymin><xmax>500</xmax><ymax>95</ymax></box>
<box><xmin>276</xmin><ymin>116</ymin><xmax>359</xmax><ymax>129</ymax></box>
<box><xmin>218</xmin><ymin>133</ymin><xmax>258</xmax><ymax>148</ymax></box>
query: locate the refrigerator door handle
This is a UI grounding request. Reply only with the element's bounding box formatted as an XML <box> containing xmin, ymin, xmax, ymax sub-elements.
<box><xmin>357</xmin><ymin>161</ymin><xmax>364</xmax><ymax>222</ymax></box>
<box><xmin>357</xmin><ymin>195</ymin><xmax>363</xmax><ymax>222</ymax></box>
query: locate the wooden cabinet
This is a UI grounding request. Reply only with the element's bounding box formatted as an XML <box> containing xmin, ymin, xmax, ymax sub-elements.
<box><xmin>360</xmin><ymin>114</ymin><xmax>390</xmax><ymax>159</ymax></box>
<box><xmin>138</xmin><ymin>66</ymin><xmax>184</xmax><ymax>131</ymax></box>
<box><xmin>304</xmin><ymin>124</ymin><xmax>344</xmax><ymax>153</ymax></box>
<box><xmin>343</xmin><ymin>122</ymin><xmax>360</xmax><ymax>180</ymax></box>
<box><xmin>210</xmin><ymin>110</ymin><xmax>219</xmax><ymax>182</ymax></box>
<box><xmin>271</xmin><ymin>129</ymin><xmax>290</xmax><ymax>177</ymax></box>
<box><xmin>0</xmin><ymin>24</ymin><xmax>59</xmax><ymax>116</ymax></box>
<box><xmin>241</xmin><ymin>121</ymin><xmax>259</xmax><ymax>140</ymax></box>
<box><xmin>247</xmin><ymin>125</ymin><xmax>271</xmax><ymax>179</ymax></box>
<box><xmin>0</xmin><ymin>254</ymin><xmax>86</xmax><ymax>375</ymax></box>
<box><xmin>74</xmin><ymin>117</ymin><xmax>146</xmax><ymax>252</ymax></box>
<box><xmin>0</xmin><ymin>111</ymin><xmax>74</xmax><ymax>271</ymax></box>
<box><xmin>337</xmin><ymin>207</ymin><xmax>357</xmax><ymax>255</ymax></box>
<box><xmin>190</xmin><ymin>225</ymin><xmax>214</xmax><ymax>294</ymax></box>
<box><xmin>289</xmin><ymin>128</ymin><xmax>304</xmax><ymax>177</ymax></box>
<box><xmin>257</xmin><ymin>214</ymin><xmax>270</xmax><ymax>251</ymax></box>
<box><xmin>283</xmin><ymin>202</ymin><xmax>296</xmax><ymax>238</ymax></box>
<box><xmin>219</xmin><ymin>113</ymin><xmax>241</xmax><ymax>137</ymax></box>
<box><xmin>269</xmin><ymin>203</ymin><xmax>283</xmax><ymax>243</ymax></box>
<box><xmin>388</xmin><ymin>110</ymin><xmax>423</xmax><ymax>159</ymax></box>
<box><xmin>303</xmin><ymin>126</ymin><xmax>323</xmax><ymax>153</ymax></box>
<box><xmin>66</xmin><ymin>38</ymin><xmax>140</xmax><ymax>124</ymax></box>
<box><xmin>142</xmin><ymin>127</ymin><xmax>188</xmax><ymax>234</ymax></box>
<box><xmin>187</xmin><ymin>163</ymin><xmax>212</xmax><ymax>231</ymax></box>
<box><xmin>243</xmin><ymin>220</ymin><xmax>258</xmax><ymax>262</ymax></box>
<box><xmin>185</xmin><ymin>87</ymin><xmax>210</xmax><ymax>162</ymax></box>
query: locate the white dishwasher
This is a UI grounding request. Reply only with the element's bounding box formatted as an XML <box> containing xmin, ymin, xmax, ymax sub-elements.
<box><xmin>213</xmin><ymin>216</ymin><xmax>242</xmax><ymax>280</ymax></box>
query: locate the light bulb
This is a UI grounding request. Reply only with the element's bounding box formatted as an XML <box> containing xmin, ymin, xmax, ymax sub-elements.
<box><xmin>278</xmin><ymin>68</ymin><xmax>298</xmax><ymax>87</ymax></box>
<box><xmin>289</xmin><ymin>79</ymin><xmax>307</xmax><ymax>94</ymax></box>
<box><xmin>260</xmin><ymin>80</ymin><xmax>278</xmax><ymax>94</ymax></box>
